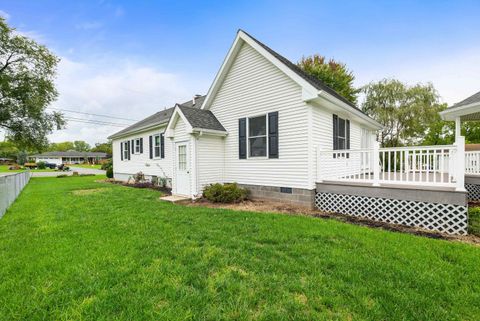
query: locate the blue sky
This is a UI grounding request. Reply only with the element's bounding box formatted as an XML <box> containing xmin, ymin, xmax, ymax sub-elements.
<box><xmin>1</xmin><ymin>0</ymin><xmax>480</xmax><ymax>144</ymax></box>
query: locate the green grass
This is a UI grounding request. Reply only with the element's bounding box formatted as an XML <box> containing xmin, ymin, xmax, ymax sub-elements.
<box><xmin>0</xmin><ymin>165</ymin><xmax>23</xmax><ymax>172</ymax></box>
<box><xmin>1</xmin><ymin>176</ymin><xmax>479</xmax><ymax>320</ymax></box>
<box><xmin>69</xmin><ymin>164</ymin><xmax>103</xmax><ymax>170</ymax></box>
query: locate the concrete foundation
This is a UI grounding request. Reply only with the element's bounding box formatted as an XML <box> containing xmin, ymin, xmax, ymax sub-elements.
<box><xmin>237</xmin><ymin>184</ymin><xmax>316</xmax><ymax>209</ymax></box>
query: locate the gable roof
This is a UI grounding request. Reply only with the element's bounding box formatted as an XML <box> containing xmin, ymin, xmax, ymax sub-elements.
<box><xmin>242</xmin><ymin>30</ymin><xmax>359</xmax><ymax>111</ymax></box>
<box><xmin>200</xmin><ymin>30</ymin><xmax>381</xmax><ymax>129</ymax></box>
<box><xmin>108</xmin><ymin>95</ymin><xmax>206</xmax><ymax>139</ymax></box>
<box><xmin>178</xmin><ymin>105</ymin><xmax>226</xmax><ymax>132</ymax></box>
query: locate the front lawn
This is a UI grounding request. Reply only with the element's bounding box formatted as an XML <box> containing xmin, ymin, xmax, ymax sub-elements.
<box><xmin>0</xmin><ymin>176</ymin><xmax>479</xmax><ymax>320</ymax></box>
<box><xmin>69</xmin><ymin>163</ymin><xmax>103</xmax><ymax>170</ymax></box>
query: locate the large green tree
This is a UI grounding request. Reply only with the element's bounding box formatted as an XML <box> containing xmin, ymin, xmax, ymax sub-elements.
<box><xmin>91</xmin><ymin>141</ymin><xmax>112</xmax><ymax>155</ymax></box>
<box><xmin>361</xmin><ymin>79</ymin><xmax>445</xmax><ymax>147</ymax></box>
<box><xmin>0</xmin><ymin>17</ymin><xmax>64</xmax><ymax>150</ymax></box>
<box><xmin>297</xmin><ymin>54</ymin><xmax>358</xmax><ymax>104</ymax></box>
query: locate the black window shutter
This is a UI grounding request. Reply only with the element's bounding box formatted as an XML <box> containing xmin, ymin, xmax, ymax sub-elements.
<box><xmin>333</xmin><ymin>114</ymin><xmax>338</xmax><ymax>150</ymax></box>
<box><xmin>131</xmin><ymin>139</ymin><xmax>134</xmax><ymax>154</ymax></box>
<box><xmin>120</xmin><ymin>142</ymin><xmax>124</xmax><ymax>161</ymax></box>
<box><xmin>140</xmin><ymin>138</ymin><xmax>143</xmax><ymax>154</ymax></box>
<box><xmin>239</xmin><ymin>118</ymin><xmax>246</xmax><ymax>159</ymax></box>
<box><xmin>127</xmin><ymin>141</ymin><xmax>131</xmax><ymax>160</ymax></box>
<box><xmin>149</xmin><ymin>136</ymin><xmax>153</xmax><ymax>159</ymax></box>
<box><xmin>346</xmin><ymin>120</ymin><xmax>350</xmax><ymax>150</ymax></box>
<box><xmin>160</xmin><ymin>134</ymin><xmax>165</xmax><ymax>159</ymax></box>
<box><xmin>268</xmin><ymin>112</ymin><xmax>279</xmax><ymax>159</ymax></box>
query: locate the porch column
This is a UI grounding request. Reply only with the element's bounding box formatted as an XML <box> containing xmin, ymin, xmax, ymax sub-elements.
<box><xmin>455</xmin><ymin>135</ymin><xmax>465</xmax><ymax>191</ymax></box>
<box><xmin>455</xmin><ymin>117</ymin><xmax>461</xmax><ymax>140</ymax></box>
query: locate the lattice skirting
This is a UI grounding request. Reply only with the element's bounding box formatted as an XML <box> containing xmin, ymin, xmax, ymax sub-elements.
<box><xmin>466</xmin><ymin>183</ymin><xmax>480</xmax><ymax>201</ymax></box>
<box><xmin>315</xmin><ymin>192</ymin><xmax>468</xmax><ymax>235</ymax></box>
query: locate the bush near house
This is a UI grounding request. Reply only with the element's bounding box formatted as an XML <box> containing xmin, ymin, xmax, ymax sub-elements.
<box><xmin>203</xmin><ymin>182</ymin><xmax>249</xmax><ymax>203</ymax></box>
<box><xmin>36</xmin><ymin>161</ymin><xmax>46</xmax><ymax>169</ymax></box>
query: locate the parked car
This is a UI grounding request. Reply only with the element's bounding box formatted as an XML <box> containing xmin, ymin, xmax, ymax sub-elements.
<box><xmin>44</xmin><ymin>163</ymin><xmax>57</xmax><ymax>169</ymax></box>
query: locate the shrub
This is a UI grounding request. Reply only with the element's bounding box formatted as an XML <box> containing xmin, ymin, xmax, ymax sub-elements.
<box><xmin>37</xmin><ymin>161</ymin><xmax>46</xmax><ymax>169</ymax></box>
<box><xmin>133</xmin><ymin>172</ymin><xmax>145</xmax><ymax>184</ymax></box>
<box><xmin>106</xmin><ymin>167</ymin><xmax>113</xmax><ymax>178</ymax></box>
<box><xmin>203</xmin><ymin>183</ymin><xmax>249</xmax><ymax>203</ymax></box>
<box><xmin>101</xmin><ymin>159</ymin><xmax>112</xmax><ymax>171</ymax></box>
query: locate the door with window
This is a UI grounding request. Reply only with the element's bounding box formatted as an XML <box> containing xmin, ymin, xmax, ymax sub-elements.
<box><xmin>175</xmin><ymin>142</ymin><xmax>190</xmax><ymax>196</ymax></box>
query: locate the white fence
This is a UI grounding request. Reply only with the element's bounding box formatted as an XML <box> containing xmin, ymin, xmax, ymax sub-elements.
<box><xmin>0</xmin><ymin>171</ymin><xmax>31</xmax><ymax>218</ymax></box>
<box><xmin>317</xmin><ymin>136</ymin><xmax>466</xmax><ymax>191</ymax></box>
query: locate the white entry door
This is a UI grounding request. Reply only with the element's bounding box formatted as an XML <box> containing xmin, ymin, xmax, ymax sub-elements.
<box><xmin>175</xmin><ymin>142</ymin><xmax>190</xmax><ymax>196</ymax></box>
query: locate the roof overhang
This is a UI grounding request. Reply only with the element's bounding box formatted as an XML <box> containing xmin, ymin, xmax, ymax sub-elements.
<box><xmin>440</xmin><ymin>102</ymin><xmax>480</xmax><ymax>121</ymax></box>
<box><xmin>165</xmin><ymin>106</ymin><xmax>228</xmax><ymax>138</ymax></box>
<box><xmin>107</xmin><ymin>122</ymin><xmax>168</xmax><ymax>140</ymax></box>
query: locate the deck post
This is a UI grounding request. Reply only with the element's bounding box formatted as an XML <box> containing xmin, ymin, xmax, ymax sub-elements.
<box><xmin>455</xmin><ymin>135</ymin><xmax>465</xmax><ymax>191</ymax></box>
<box><xmin>372</xmin><ymin>141</ymin><xmax>380</xmax><ymax>186</ymax></box>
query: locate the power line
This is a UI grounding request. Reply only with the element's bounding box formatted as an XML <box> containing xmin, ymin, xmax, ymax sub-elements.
<box><xmin>48</xmin><ymin>107</ymin><xmax>139</xmax><ymax>122</ymax></box>
<box><xmin>64</xmin><ymin>117</ymin><xmax>129</xmax><ymax>128</ymax></box>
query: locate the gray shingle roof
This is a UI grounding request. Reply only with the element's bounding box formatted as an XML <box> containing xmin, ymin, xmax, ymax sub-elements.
<box><xmin>450</xmin><ymin>90</ymin><xmax>480</xmax><ymax>108</ymax></box>
<box><xmin>241</xmin><ymin>30</ymin><xmax>366</xmax><ymax>114</ymax></box>
<box><xmin>108</xmin><ymin>95</ymin><xmax>206</xmax><ymax>139</ymax></box>
<box><xmin>178</xmin><ymin>105</ymin><xmax>226</xmax><ymax>132</ymax></box>
<box><xmin>32</xmin><ymin>151</ymin><xmax>108</xmax><ymax>158</ymax></box>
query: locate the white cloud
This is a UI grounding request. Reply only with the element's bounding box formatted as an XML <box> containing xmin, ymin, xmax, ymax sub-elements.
<box><xmin>0</xmin><ymin>10</ymin><xmax>10</xmax><ymax>20</ymax></box>
<box><xmin>355</xmin><ymin>47</ymin><xmax>480</xmax><ymax>106</ymax></box>
<box><xmin>75</xmin><ymin>21</ymin><xmax>103</xmax><ymax>30</ymax></box>
<box><xmin>49</xmin><ymin>57</ymin><xmax>196</xmax><ymax>145</ymax></box>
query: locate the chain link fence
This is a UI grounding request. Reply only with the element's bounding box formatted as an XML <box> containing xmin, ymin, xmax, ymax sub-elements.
<box><xmin>0</xmin><ymin>171</ymin><xmax>32</xmax><ymax>218</ymax></box>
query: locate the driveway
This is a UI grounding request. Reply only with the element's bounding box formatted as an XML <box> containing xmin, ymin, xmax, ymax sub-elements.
<box><xmin>31</xmin><ymin>167</ymin><xmax>105</xmax><ymax>177</ymax></box>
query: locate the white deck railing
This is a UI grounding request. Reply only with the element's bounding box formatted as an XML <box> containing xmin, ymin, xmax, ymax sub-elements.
<box><xmin>465</xmin><ymin>151</ymin><xmax>480</xmax><ymax>175</ymax></box>
<box><xmin>317</xmin><ymin>136</ymin><xmax>466</xmax><ymax>191</ymax></box>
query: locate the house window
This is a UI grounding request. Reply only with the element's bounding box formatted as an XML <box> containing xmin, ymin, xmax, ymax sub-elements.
<box><xmin>333</xmin><ymin>115</ymin><xmax>350</xmax><ymax>151</ymax></box>
<box><xmin>248</xmin><ymin>115</ymin><xmax>267</xmax><ymax>157</ymax></box>
<box><xmin>154</xmin><ymin>134</ymin><xmax>161</xmax><ymax>158</ymax></box>
<box><xmin>123</xmin><ymin>141</ymin><xmax>129</xmax><ymax>160</ymax></box>
<box><xmin>178</xmin><ymin>145</ymin><xmax>187</xmax><ymax>170</ymax></box>
<box><xmin>135</xmin><ymin>138</ymin><xmax>141</xmax><ymax>154</ymax></box>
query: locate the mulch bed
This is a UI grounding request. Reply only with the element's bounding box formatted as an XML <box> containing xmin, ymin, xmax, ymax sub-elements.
<box><xmin>98</xmin><ymin>178</ymin><xmax>172</xmax><ymax>195</ymax></box>
<box><xmin>189</xmin><ymin>198</ymin><xmax>480</xmax><ymax>246</ymax></box>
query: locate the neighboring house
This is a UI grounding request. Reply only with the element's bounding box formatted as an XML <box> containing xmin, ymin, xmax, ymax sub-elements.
<box><xmin>31</xmin><ymin>151</ymin><xmax>108</xmax><ymax>165</ymax></box>
<box><xmin>109</xmin><ymin>30</ymin><xmax>381</xmax><ymax>206</ymax></box>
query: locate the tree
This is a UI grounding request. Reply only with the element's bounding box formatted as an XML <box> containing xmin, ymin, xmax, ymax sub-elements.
<box><xmin>47</xmin><ymin>141</ymin><xmax>75</xmax><ymax>152</ymax></box>
<box><xmin>297</xmin><ymin>54</ymin><xmax>358</xmax><ymax>104</ymax></box>
<box><xmin>361</xmin><ymin>79</ymin><xmax>444</xmax><ymax>147</ymax></box>
<box><xmin>91</xmin><ymin>141</ymin><xmax>112</xmax><ymax>155</ymax></box>
<box><xmin>0</xmin><ymin>17</ymin><xmax>64</xmax><ymax>150</ymax></box>
<box><xmin>0</xmin><ymin>140</ymin><xmax>18</xmax><ymax>158</ymax></box>
<box><xmin>73</xmin><ymin>140</ymin><xmax>90</xmax><ymax>152</ymax></box>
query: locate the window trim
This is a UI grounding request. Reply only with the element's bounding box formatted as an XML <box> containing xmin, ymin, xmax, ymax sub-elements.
<box><xmin>122</xmin><ymin>140</ymin><xmax>129</xmax><ymax>161</ymax></box>
<box><xmin>134</xmin><ymin>138</ymin><xmax>141</xmax><ymax>154</ymax></box>
<box><xmin>152</xmin><ymin>133</ymin><xmax>164</xmax><ymax>159</ymax></box>
<box><xmin>247</xmin><ymin>114</ymin><xmax>268</xmax><ymax>158</ymax></box>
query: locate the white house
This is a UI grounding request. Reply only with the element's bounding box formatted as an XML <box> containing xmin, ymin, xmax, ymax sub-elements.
<box><xmin>109</xmin><ymin>30</ymin><xmax>479</xmax><ymax>235</ymax></box>
<box><xmin>109</xmin><ymin>30</ymin><xmax>381</xmax><ymax>207</ymax></box>
<box><xmin>31</xmin><ymin>151</ymin><xmax>108</xmax><ymax>165</ymax></box>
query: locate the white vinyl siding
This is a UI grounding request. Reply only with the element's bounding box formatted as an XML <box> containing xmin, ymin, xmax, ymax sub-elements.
<box><xmin>197</xmin><ymin>135</ymin><xmax>225</xmax><ymax>192</ymax></box>
<box><xmin>208</xmin><ymin>42</ymin><xmax>310</xmax><ymax>189</ymax></box>
<box><xmin>112</xmin><ymin>126</ymin><xmax>172</xmax><ymax>181</ymax></box>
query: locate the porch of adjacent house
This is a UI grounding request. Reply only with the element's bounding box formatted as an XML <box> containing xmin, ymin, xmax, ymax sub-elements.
<box><xmin>314</xmin><ymin>99</ymin><xmax>480</xmax><ymax>235</ymax></box>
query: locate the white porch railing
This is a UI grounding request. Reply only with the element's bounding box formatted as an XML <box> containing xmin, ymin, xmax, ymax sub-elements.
<box><xmin>317</xmin><ymin>137</ymin><xmax>466</xmax><ymax>191</ymax></box>
<box><xmin>465</xmin><ymin>151</ymin><xmax>480</xmax><ymax>175</ymax></box>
